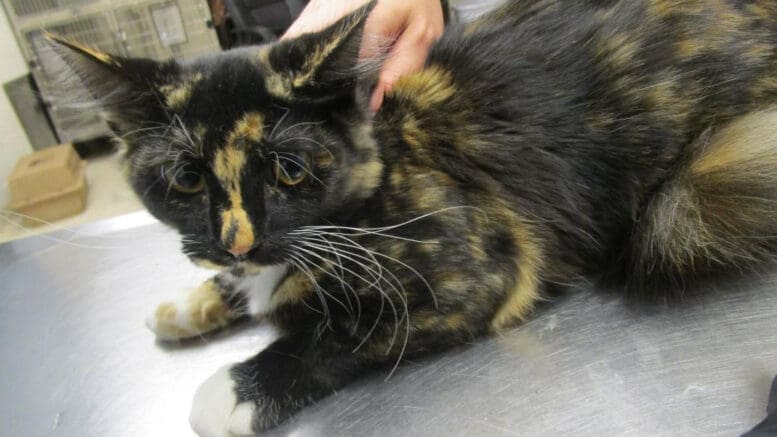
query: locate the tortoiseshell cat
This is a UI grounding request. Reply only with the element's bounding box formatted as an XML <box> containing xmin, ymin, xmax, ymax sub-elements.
<box><xmin>51</xmin><ymin>0</ymin><xmax>777</xmax><ymax>434</ymax></box>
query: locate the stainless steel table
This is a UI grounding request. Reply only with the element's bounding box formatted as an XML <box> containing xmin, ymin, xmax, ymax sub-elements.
<box><xmin>1</xmin><ymin>211</ymin><xmax>775</xmax><ymax>436</ymax></box>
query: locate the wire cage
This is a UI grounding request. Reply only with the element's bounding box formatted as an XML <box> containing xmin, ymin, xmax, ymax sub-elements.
<box><xmin>2</xmin><ymin>0</ymin><xmax>220</xmax><ymax>143</ymax></box>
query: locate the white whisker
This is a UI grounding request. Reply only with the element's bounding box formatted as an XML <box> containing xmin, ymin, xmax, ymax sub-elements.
<box><xmin>301</xmin><ymin>234</ymin><xmax>363</xmax><ymax>331</ymax></box>
<box><xmin>294</xmin><ymin>237</ymin><xmax>407</xmax><ymax>340</ymax></box>
<box><xmin>0</xmin><ymin>213</ymin><xmax>124</xmax><ymax>249</ymax></box>
<box><xmin>297</xmin><ymin>237</ymin><xmax>407</xmax><ymax>353</ymax></box>
<box><xmin>291</xmin><ymin>232</ymin><xmax>412</xmax><ymax>378</ymax></box>
<box><xmin>292</xmin><ymin>238</ymin><xmax>401</xmax><ymax>348</ymax></box>
<box><xmin>273</xmin><ymin>152</ymin><xmax>328</xmax><ymax>187</ymax></box>
<box><xmin>292</xmin><ymin>246</ymin><xmax>375</xmax><ymax>325</ymax></box>
<box><xmin>272</xmin><ymin>120</ymin><xmax>325</xmax><ymax>140</ymax></box>
<box><xmin>302</xmin><ymin>230</ymin><xmax>438</xmax><ymax>309</ymax></box>
<box><xmin>285</xmin><ymin>253</ymin><xmax>330</xmax><ymax>321</ymax></box>
<box><xmin>0</xmin><ymin>210</ymin><xmax>173</xmax><ymax>240</ymax></box>
<box><xmin>268</xmin><ymin>106</ymin><xmax>291</xmax><ymax>139</ymax></box>
<box><xmin>294</xmin><ymin>227</ymin><xmax>433</xmax><ymax>244</ymax></box>
<box><xmin>299</xmin><ymin>206</ymin><xmax>483</xmax><ymax>235</ymax></box>
<box><xmin>275</xmin><ymin>136</ymin><xmax>334</xmax><ymax>158</ymax></box>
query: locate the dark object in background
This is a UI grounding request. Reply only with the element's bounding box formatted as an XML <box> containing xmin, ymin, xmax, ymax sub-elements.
<box><xmin>213</xmin><ymin>0</ymin><xmax>308</xmax><ymax>48</ymax></box>
<box><xmin>743</xmin><ymin>375</ymin><xmax>777</xmax><ymax>436</ymax></box>
<box><xmin>213</xmin><ymin>0</ymin><xmax>451</xmax><ymax>49</ymax></box>
<box><xmin>3</xmin><ymin>74</ymin><xmax>58</xmax><ymax>151</ymax></box>
<box><xmin>4</xmin><ymin>75</ymin><xmax>146</xmax><ymax>158</ymax></box>
<box><xmin>72</xmin><ymin>136</ymin><xmax>117</xmax><ymax>159</ymax></box>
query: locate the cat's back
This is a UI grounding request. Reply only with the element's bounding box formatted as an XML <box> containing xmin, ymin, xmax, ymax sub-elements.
<box><xmin>375</xmin><ymin>0</ymin><xmax>777</xmax><ymax>272</ymax></box>
<box><xmin>431</xmin><ymin>0</ymin><xmax>777</xmax><ymax>139</ymax></box>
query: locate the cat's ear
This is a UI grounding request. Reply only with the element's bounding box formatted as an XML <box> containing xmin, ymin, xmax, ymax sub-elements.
<box><xmin>43</xmin><ymin>34</ymin><xmax>173</xmax><ymax>133</ymax></box>
<box><xmin>262</xmin><ymin>1</ymin><xmax>382</xmax><ymax>103</ymax></box>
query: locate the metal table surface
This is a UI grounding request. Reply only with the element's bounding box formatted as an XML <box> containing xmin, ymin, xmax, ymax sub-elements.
<box><xmin>1</xmin><ymin>211</ymin><xmax>775</xmax><ymax>436</ymax></box>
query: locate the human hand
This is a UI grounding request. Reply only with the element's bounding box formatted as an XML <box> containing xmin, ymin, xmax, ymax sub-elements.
<box><xmin>284</xmin><ymin>0</ymin><xmax>445</xmax><ymax>112</ymax></box>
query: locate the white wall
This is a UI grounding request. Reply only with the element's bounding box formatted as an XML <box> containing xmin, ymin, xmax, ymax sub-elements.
<box><xmin>0</xmin><ymin>6</ymin><xmax>33</xmax><ymax>203</ymax></box>
<box><xmin>449</xmin><ymin>0</ymin><xmax>507</xmax><ymax>21</ymax></box>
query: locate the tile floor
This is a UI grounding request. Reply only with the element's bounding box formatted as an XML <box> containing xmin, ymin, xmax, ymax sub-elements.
<box><xmin>0</xmin><ymin>153</ymin><xmax>144</xmax><ymax>243</ymax></box>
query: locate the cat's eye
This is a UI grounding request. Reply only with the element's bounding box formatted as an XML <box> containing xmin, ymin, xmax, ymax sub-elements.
<box><xmin>164</xmin><ymin>164</ymin><xmax>205</xmax><ymax>194</ymax></box>
<box><xmin>273</xmin><ymin>153</ymin><xmax>310</xmax><ymax>186</ymax></box>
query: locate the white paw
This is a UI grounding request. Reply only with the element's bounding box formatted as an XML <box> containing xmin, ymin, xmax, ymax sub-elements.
<box><xmin>146</xmin><ymin>281</ymin><xmax>234</xmax><ymax>341</ymax></box>
<box><xmin>145</xmin><ymin>299</ymin><xmax>195</xmax><ymax>341</ymax></box>
<box><xmin>190</xmin><ymin>365</ymin><xmax>257</xmax><ymax>437</ymax></box>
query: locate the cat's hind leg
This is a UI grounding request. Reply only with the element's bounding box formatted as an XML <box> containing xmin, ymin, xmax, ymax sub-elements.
<box><xmin>621</xmin><ymin>108</ymin><xmax>777</xmax><ymax>295</ymax></box>
<box><xmin>147</xmin><ymin>265</ymin><xmax>287</xmax><ymax>341</ymax></box>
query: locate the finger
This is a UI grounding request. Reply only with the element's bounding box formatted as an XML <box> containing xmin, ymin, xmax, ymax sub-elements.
<box><xmin>369</xmin><ymin>82</ymin><xmax>386</xmax><ymax>113</ymax></box>
<box><xmin>359</xmin><ymin>2</ymin><xmax>407</xmax><ymax>61</ymax></box>
<box><xmin>370</xmin><ymin>19</ymin><xmax>440</xmax><ymax>112</ymax></box>
<box><xmin>283</xmin><ymin>0</ymin><xmax>371</xmax><ymax>40</ymax></box>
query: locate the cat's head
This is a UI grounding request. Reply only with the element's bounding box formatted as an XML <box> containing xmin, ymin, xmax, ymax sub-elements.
<box><xmin>51</xmin><ymin>3</ymin><xmax>385</xmax><ymax>268</ymax></box>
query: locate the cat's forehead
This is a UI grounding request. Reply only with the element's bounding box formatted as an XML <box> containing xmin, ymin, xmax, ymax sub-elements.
<box><xmin>148</xmin><ymin>46</ymin><xmax>344</xmax><ymax>161</ymax></box>
<box><xmin>161</xmin><ymin>50</ymin><xmax>276</xmax><ymax>118</ymax></box>
<box><xmin>156</xmin><ymin>50</ymin><xmax>295</xmax><ymax>152</ymax></box>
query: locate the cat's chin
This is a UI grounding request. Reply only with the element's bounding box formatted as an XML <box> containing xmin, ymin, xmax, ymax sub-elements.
<box><xmin>237</xmin><ymin>262</ymin><xmax>267</xmax><ymax>275</ymax></box>
<box><xmin>245</xmin><ymin>244</ymin><xmax>290</xmax><ymax>267</ymax></box>
<box><xmin>190</xmin><ymin>258</ymin><xmax>230</xmax><ymax>271</ymax></box>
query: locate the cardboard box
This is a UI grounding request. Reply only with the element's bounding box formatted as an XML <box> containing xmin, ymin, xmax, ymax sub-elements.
<box><xmin>8</xmin><ymin>144</ymin><xmax>88</xmax><ymax>226</ymax></box>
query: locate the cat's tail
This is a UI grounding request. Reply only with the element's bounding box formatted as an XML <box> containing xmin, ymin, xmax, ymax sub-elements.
<box><xmin>623</xmin><ymin>108</ymin><xmax>777</xmax><ymax>296</ymax></box>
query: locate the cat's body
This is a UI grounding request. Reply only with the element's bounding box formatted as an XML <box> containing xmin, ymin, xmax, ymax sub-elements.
<box><xmin>52</xmin><ymin>0</ymin><xmax>777</xmax><ymax>434</ymax></box>
<box><xmin>406</xmin><ymin>0</ymin><xmax>777</xmax><ymax>294</ymax></box>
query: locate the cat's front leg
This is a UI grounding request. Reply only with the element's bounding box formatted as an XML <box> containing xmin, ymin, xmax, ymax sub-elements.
<box><xmin>146</xmin><ymin>264</ymin><xmax>287</xmax><ymax>341</ymax></box>
<box><xmin>190</xmin><ymin>333</ymin><xmax>365</xmax><ymax>436</ymax></box>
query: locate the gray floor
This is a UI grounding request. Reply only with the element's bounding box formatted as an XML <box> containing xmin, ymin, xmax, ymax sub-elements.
<box><xmin>1</xmin><ymin>211</ymin><xmax>775</xmax><ymax>436</ymax></box>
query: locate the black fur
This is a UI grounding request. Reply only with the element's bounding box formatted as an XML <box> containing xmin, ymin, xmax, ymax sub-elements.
<box><xmin>53</xmin><ymin>0</ymin><xmax>777</xmax><ymax>432</ymax></box>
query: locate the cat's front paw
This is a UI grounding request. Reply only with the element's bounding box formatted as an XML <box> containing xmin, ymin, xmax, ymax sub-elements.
<box><xmin>146</xmin><ymin>280</ymin><xmax>235</xmax><ymax>341</ymax></box>
<box><xmin>190</xmin><ymin>365</ymin><xmax>257</xmax><ymax>437</ymax></box>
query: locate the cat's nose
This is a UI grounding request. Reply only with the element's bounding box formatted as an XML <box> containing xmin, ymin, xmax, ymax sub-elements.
<box><xmin>222</xmin><ymin>230</ymin><xmax>256</xmax><ymax>258</ymax></box>
<box><xmin>227</xmin><ymin>242</ymin><xmax>252</xmax><ymax>257</ymax></box>
<box><xmin>220</xmin><ymin>214</ymin><xmax>256</xmax><ymax>258</ymax></box>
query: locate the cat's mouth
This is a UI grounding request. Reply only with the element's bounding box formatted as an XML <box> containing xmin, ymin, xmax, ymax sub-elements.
<box><xmin>183</xmin><ymin>228</ymin><xmax>296</xmax><ymax>270</ymax></box>
<box><xmin>189</xmin><ymin>241</ymin><xmax>289</xmax><ymax>270</ymax></box>
<box><xmin>242</xmin><ymin>241</ymin><xmax>289</xmax><ymax>265</ymax></box>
